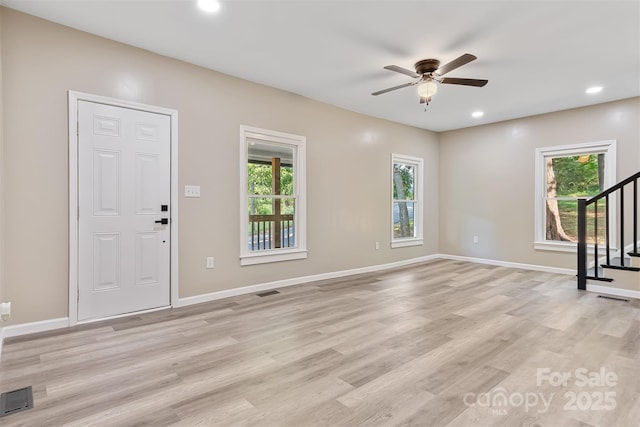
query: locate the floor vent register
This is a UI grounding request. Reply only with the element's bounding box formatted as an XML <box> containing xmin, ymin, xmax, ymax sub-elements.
<box><xmin>256</xmin><ymin>290</ymin><xmax>280</xmax><ymax>297</ymax></box>
<box><xmin>0</xmin><ymin>386</ymin><xmax>34</xmax><ymax>417</ymax></box>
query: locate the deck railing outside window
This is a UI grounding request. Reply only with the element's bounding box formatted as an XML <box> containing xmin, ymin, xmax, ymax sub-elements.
<box><xmin>248</xmin><ymin>216</ymin><xmax>295</xmax><ymax>250</ymax></box>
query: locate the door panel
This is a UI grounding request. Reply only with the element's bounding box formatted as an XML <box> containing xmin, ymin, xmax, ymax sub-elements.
<box><xmin>93</xmin><ymin>150</ymin><xmax>120</xmax><ymax>215</ymax></box>
<box><xmin>78</xmin><ymin>101</ymin><xmax>170</xmax><ymax>321</ymax></box>
<box><xmin>136</xmin><ymin>232</ymin><xmax>160</xmax><ymax>285</ymax></box>
<box><xmin>136</xmin><ymin>154</ymin><xmax>160</xmax><ymax>214</ymax></box>
<box><xmin>93</xmin><ymin>115</ymin><xmax>121</xmax><ymax>137</ymax></box>
<box><xmin>93</xmin><ymin>233</ymin><xmax>120</xmax><ymax>291</ymax></box>
<box><xmin>135</xmin><ymin>121</ymin><xmax>160</xmax><ymax>141</ymax></box>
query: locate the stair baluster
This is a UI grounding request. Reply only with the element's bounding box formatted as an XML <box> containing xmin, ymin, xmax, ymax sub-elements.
<box><xmin>577</xmin><ymin>171</ymin><xmax>640</xmax><ymax>290</ymax></box>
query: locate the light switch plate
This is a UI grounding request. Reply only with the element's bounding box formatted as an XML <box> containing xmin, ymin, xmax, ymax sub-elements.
<box><xmin>185</xmin><ymin>185</ymin><xmax>201</xmax><ymax>198</ymax></box>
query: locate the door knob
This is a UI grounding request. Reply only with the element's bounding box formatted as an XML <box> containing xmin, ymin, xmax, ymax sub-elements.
<box><xmin>155</xmin><ymin>218</ymin><xmax>169</xmax><ymax>225</ymax></box>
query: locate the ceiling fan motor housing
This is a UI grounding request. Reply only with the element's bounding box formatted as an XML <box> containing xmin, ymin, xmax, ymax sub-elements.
<box><xmin>414</xmin><ymin>59</ymin><xmax>440</xmax><ymax>75</ymax></box>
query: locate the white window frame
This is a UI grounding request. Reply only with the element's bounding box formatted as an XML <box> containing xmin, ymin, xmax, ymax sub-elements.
<box><xmin>534</xmin><ymin>140</ymin><xmax>616</xmax><ymax>253</ymax></box>
<box><xmin>240</xmin><ymin>125</ymin><xmax>307</xmax><ymax>265</ymax></box>
<box><xmin>391</xmin><ymin>153</ymin><xmax>424</xmax><ymax>248</ymax></box>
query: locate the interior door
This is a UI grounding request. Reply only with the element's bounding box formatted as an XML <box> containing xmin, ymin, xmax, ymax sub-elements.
<box><xmin>78</xmin><ymin>101</ymin><xmax>171</xmax><ymax>321</ymax></box>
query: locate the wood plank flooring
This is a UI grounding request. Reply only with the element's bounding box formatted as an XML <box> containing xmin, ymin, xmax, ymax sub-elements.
<box><xmin>1</xmin><ymin>259</ymin><xmax>639</xmax><ymax>426</ymax></box>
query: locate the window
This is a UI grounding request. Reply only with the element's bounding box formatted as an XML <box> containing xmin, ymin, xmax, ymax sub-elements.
<box><xmin>534</xmin><ymin>140</ymin><xmax>616</xmax><ymax>252</ymax></box>
<box><xmin>240</xmin><ymin>126</ymin><xmax>306</xmax><ymax>265</ymax></box>
<box><xmin>391</xmin><ymin>154</ymin><xmax>423</xmax><ymax>248</ymax></box>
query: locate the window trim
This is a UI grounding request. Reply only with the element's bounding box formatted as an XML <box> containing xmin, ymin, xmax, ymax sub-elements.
<box><xmin>239</xmin><ymin>125</ymin><xmax>307</xmax><ymax>265</ymax></box>
<box><xmin>391</xmin><ymin>153</ymin><xmax>424</xmax><ymax>249</ymax></box>
<box><xmin>534</xmin><ymin>140</ymin><xmax>617</xmax><ymax>252</ymax></box>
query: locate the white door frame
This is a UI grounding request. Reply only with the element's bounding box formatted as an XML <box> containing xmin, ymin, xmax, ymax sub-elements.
<box><xmin>68</xmin><ymin>91</ymin><xmax>179</xmax><ymax>326</ymax></box>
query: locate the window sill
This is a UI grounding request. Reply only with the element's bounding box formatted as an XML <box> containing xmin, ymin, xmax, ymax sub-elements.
<box><xmin>240</xmin><ymin>249</ymin><xmax>307</xmax><ymax>266</ymax></box>
<box><xmin>534</xmin><ymin>241</ymin><xmax>617</xmax><ymax>254</ymax></box>
<box><xmin>391</xmin><ymin>238</ymin><xmax>424</xmax><ymax>249</ymax></box>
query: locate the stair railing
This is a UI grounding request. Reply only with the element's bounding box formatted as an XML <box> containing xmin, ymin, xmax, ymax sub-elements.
<box><xmin>577</xmin><ymin>171</ymin><xmax>640</xmax><ymax>290</ymax></box>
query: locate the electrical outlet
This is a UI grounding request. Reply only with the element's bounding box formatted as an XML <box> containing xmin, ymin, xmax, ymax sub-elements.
<box><xmin>473</xmin><ymin>235</ymin><xmax>479</xmax><ymax>244</ymax></box>
<box><xmin>375</xmin><ymin>241</ymin><xmax>380</xmax><ymax>250</ymax></box>
<box><xmin>1</xmin><ymin>301</ymin><xmax>11</xmax><ymax>322</ymax></box>
<box><xmin>206</xmin><ymin>257</ymin><xmax>214</xmax><ymax>269</ymax></box>
<box><xmin>185</xmin><ymin>185</ymin><xmax>201</xmax><ymax>198</ymax></box>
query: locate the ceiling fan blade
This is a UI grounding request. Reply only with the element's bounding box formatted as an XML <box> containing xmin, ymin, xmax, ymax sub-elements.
<box><xmin>440</xmin><ymin>77</ymin><xmax>488</xmax><ymax>87</ymax></box>
<box><xmin>384</xmin><ymin>65</ymin><xmax>420</xmax><ymax>78</ymax></box>
<box><xmin>436</xmin><ymin>53</ymin><xmax>477</xmax><ymax>76</ymax></box>
<box><xmin>372</xmin><ymin>81</ymin><xmax>416</xmax><ymax>96</ymax></box>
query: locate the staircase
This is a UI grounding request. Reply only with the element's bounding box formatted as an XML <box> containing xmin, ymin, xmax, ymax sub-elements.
<box><xmin>577</xmin><ymin>171</ymin><xmax>640</xmax><ymax>298</ymax></box>
<box><xmin>585</xmin><ymin>243</ymin><xmax>640</xmax><ymax>295</ymax></box>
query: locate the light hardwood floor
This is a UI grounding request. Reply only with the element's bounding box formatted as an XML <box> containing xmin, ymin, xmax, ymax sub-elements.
<box><xmin>1</xmin><ymin>259</ymin><xmax>639</xmax><ymax>426</ymax></box>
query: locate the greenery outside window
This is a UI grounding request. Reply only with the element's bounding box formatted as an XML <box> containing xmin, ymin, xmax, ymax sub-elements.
<box><xmin>392</xmin><ymin>153</ymin><xmax>423</xmax><ymax>248</ymax></box>
<box><xmin>534</xmin><ymin>140</ymin><xmax>616</xmax><ymax>252</ymax></box>
<box><xmin>240</xmin><ymin>126</ymin><xmax>306</xmax><ymax>265</ymax></box>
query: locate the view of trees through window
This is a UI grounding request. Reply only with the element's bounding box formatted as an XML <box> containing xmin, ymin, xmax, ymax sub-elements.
<box><xmin>248</xmin><ymin>162</ymin><xmax>293</xmax><ymax>200</ymax></box>
<box><xmin>247</xmin><ymin>152</ymin><xmax>295</xmax><ymax>250</ymax></box>
<box><xmin>240</xmin><ymin>127</ymin><xmax>306</xmax><ymax>264</ymax></box>
<box><xmin>393</xmin><ymin>163</ymin><xmax>415</xmax><ymax>238</ymax></box>
<box><xmin>546</xmin><ymin>154</ymin><xmax>605</xmax><ymax>242</ymax></box>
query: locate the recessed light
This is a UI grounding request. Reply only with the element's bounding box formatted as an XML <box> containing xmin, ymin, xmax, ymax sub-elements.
<box><xmin>586</xmin><ymin>86</ymin><xmax>603</xmax><ymax>94</ymax></box>
<box><xmin>471</xmin><ymin>111</ymin><xmax>484</xmax><ymax>118</ymax></box>
<box><xmin>198</xmin><ymin>0</ymin><xmax>221</xmax><ymax>13</ymax></box>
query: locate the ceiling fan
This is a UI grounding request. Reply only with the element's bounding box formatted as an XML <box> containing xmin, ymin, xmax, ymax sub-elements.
<box><xmin>372</xmin><ymin>53</ymin><xmax>488</xmax><ymax>105</ymax></box>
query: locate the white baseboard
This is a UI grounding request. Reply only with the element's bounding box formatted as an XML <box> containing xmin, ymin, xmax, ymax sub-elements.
<box><xmin>2</xmin><ymin>317</ymin><xmax>69</xmax><ymax>339</ymax></box>
<box><xmin>586</xmin><ymin>284</ymin><xmax>640</xmax><ymax>300</ymax></box>
<box><xmin>437</xmin><ymin>254</ymin><xmax>576</xmax><ymax>275</ymax></box>
<box><xmin>176</xmin><ymin>254</ymin><xmax>440</xmax><ymax>307</ymax></box>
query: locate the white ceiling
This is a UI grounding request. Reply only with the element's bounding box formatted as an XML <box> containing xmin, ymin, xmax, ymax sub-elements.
<box><xmin>3</xmin><ymin>0</ymin><xmax>639</xmax><ymax>132</ymax></box>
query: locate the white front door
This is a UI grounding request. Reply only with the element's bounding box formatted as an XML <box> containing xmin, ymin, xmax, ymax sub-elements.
<box><xmin>78</xmin><ymin>101</ymin><xmax>171</xmax><ymax>321</ymax></box>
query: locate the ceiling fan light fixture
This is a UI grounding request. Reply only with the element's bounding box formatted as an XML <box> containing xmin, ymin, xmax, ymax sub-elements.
<box><xmin>198</xmin><ymin>0</ymin><xmax>221</xmax><ymax>13</ymax></box>
<box><xmin>417</xmin><ymin>81</ymin><xmax>438</xmax><ymax>99</ymax></box>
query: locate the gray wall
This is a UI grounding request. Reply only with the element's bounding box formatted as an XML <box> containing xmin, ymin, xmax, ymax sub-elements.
<box><xmin>0</xmin><ymin>9</ymin><xmax>439</xmax><ymax>325</ymax></box>
<box><xmin>439</xmin><ymin>98</ymin><xmax>640</xmax><ymax>268</ymax></box>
